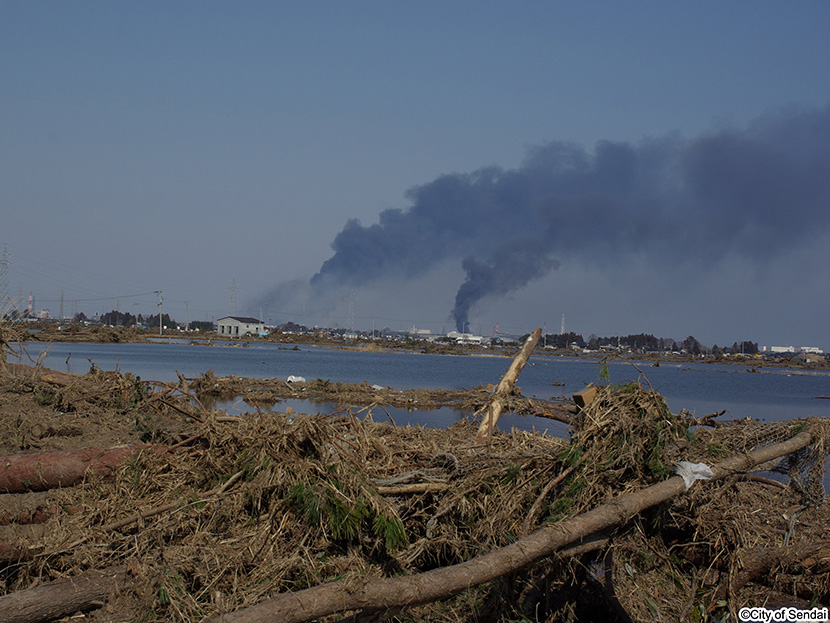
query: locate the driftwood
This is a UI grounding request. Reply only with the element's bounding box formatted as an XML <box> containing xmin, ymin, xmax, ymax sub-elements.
<box><xmin>0</xmin><ymin>565</ymin><xmax>131</xmax><ymax>623</ymax></box>
<box><xmin>536</xmin><ymin>408</ymin><xmax>573</xmax><ymax>426</ymax></box>
<box><xmin>202</xmin><ymin>431</ymin><xmax>814</xmax><ymax>623</ymax></box>
<box><xmin>375</xmin><ymin>482</ymin><xmax>449</xmax><ymax>495</ymax></box>
<box><xmin>0</xmin><ymin>504</ymin><xmax>82</xmax><ymax>527</ymax></box>
<box><xmin>476</xmin><ymin>328</ymin><xmax>542</xmax><ymax>444</ymax></box>
<box><xmin>0</xmin><ymin>541</ymin><xmax>31</xmax><ymax>565</ymax></box>
<box><xmin>2</xmin><ymin>364</ymin><xmax>79</xmax><ymax>387</ymax></box>
<box><xmin>715</xmin><ymin>540</ymin><xmax>830</xmax><ymax>600</ymax></box>
<box><xmin>0</xmin><ymin>446</ymin><xmax>149</xmax><ymax>493</ymax></box>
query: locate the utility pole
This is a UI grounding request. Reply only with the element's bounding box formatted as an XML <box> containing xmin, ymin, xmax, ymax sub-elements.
<box><xmin>0</xmin><ymin>244</ymin><xmax>12</xmax><ymax>312</ymax></box>
<box><xmin>348</xmin><ymin>290</ymin><xmax>356</xmax><ymax>332</ymax></box>
<box><xmin>230</xmin><ymin>279</ymin><xmax>238</xmax><ymax>316</ymax></box>
<box><xmin>155</xmin><ymin>291</ymin><xmax>163</xmax><ymax>337</ymax></box>
<box><xmin>185</xmin><ymin>301</ymin><xmax>189</xmax><ymax>331</ymax></box>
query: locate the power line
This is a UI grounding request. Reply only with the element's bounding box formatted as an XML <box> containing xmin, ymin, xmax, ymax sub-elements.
<box><xmin>25</xmin><ymin>291</ymin><xmax>159</xmax><ymax>304</ymax></box>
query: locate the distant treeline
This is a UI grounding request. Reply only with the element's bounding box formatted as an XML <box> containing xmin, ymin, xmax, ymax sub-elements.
<box><xmin>541</xmin><ymin>332</ymin><xmax>758</xmax><ymax>355</ymax></box>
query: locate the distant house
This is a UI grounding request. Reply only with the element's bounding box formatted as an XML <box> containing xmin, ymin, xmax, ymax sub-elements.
<box><xmin>216</xmin><ymin>316</ymin><xmax>265</xmax><ymax>337</ymax></box>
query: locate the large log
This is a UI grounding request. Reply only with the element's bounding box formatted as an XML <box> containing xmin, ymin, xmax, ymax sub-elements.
<box><xmin>2</xmin><ymin>364</ymin><xmax>84</xmax><ymax>387</ymax></box>
<box><xmin>0</xmin><ymin>541</ymin><xmax>31</xmax><ymax>565</ymax></box>
<box><xmin>476</xmin><ymin>328</ymin><xmax>542</xmax><ymax>444</ymax></box>
<box><xmin>715</xmin><ymin>540</ymin><xmax>830</xmax><ymax>600</ymax></box>
<box><xmin>0</xmin><ymin>566</ymin><xmax>130</xmax><ymax>623</ymax></box>
<box><xmin>201</xmin><ymin>431</ymin><xmax>814</xmax><ymax>623</ymax></box>
<box><xmin>0</xmin><ymin>446</ymin><xmax>146</xmax><ymax>493</ymax></box>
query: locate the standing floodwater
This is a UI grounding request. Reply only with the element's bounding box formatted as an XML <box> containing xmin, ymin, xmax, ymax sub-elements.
<box><xmin>14</xmin><ymin>340</ymin><xmax>830</xmax><ymax>425</ymax></box>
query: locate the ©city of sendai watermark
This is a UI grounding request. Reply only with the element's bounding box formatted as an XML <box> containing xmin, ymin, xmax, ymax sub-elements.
<box><xmin>739</xmin><ymin>607</ymin><xmax>829</xmax><ymax>622</ymax></box>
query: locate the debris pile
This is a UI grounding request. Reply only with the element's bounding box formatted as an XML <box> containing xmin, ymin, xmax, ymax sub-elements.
<box><xmin>0</xmin><ymin>355</ymin><xmax>828</xmax><ymax>622</ymax></box>
<box><xmin>189</xmin><ymin>370</ymin><xmax>551</xmax><ymax>417</ymax></box>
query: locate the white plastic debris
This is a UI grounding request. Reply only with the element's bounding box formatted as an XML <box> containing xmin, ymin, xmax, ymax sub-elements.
<box><xmin>287</xmin><ymin>375</ymin><xmax>306</xmax><ymax>383</ymax></box>
<box><xmin>674</xmin><ymin>461</ymin><xmax>714</xmax><ymax>490</ymax></box>
<box><xmin>371</xmin><ymin>384</ymin><xmax>384</xmax><ymax>391</ymax></box>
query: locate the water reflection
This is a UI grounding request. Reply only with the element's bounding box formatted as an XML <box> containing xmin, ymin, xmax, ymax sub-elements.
<box><xmin>195</xmin><ymin>393</ymin><xmax>561</xmax><ymax>434</ymax></box>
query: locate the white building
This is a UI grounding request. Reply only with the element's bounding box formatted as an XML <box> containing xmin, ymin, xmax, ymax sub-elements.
<box><xmin>768</xmin><ymin>346</ymin><xmax>796</xmax><ymax>354</ymax></box>
<box><xmin>446</xmin><ymin>330</ymin><xmax>483</xmax><ymax>345</ymax></box>
<box><xmin>216</xmin><ymin>316</ymin><xmax>266</xmax><ymax>337</ymax></box>
<box><xmin>765</xmin><ymin>345</ymin><xmax>825</xmax><ymax>355</ymax></box>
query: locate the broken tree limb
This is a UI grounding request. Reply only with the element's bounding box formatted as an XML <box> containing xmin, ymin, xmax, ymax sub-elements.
<box><xmin>476</xmin><ymin>328</ymin><xmax>542</xmax><ymax>444</ymax></box>
<box><xmin>0</xmin><ymin>565</ymin><xmax>131</xmax><ymax>623</ymax></box>
<box><xmin>201</xmin><ymin>431</ymin><xmax>814</xmax><ymax>623</ymax></box>
<box><xmin>521</xmin><ymin>465</ymin><xmax>575</xmax><ymax>535</ymax></box>
<box><xmin>56</xmin><ymin>470</ymin><xmax>246</xmax><ymax>554</ymax></box>
<box><xmin>375</xmin><ymin>482</ymin><xmax>449</xmax><ymax>495</ymax></box>
<box><xmin>0</xmin><ymin>446</ymin><xmax>149</xmax><ymax>494</ymax></box>
<box><xmin>100</xmin><ymin>469</ymin><xmax>244</xmax><ymax>532</ymax></box>
<box><xmin>536</xmin><ymin>408</ymin><xmax>573</xmax><ymax>426</ymax></box>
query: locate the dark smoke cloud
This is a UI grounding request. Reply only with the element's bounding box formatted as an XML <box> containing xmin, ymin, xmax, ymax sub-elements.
<box><xmin>453</xmin><ymin>242</ymin><xmax>559</xmax><ymax>332</ymax></box>
<box><xmin>303</xmin><ymin>105</ymin><xmax>830</xmax><ymax>331</ymax></box>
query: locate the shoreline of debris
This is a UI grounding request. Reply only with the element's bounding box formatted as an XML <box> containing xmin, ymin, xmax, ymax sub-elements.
<box><xmin>1</xmin><ymin>330</ymin><xmax>829</xmax><ymax>622</ymax></box>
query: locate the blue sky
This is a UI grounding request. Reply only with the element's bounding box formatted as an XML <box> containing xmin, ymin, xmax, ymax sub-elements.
<box><xmin>3</xmin><ymin>2</ymin><xmax>830</xmax><ymax>348</ymax></box>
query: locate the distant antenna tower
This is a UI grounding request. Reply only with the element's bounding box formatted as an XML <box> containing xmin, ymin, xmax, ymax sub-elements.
<box><xmin>155</xmin><ymin>290</ymin><xmax>163</xmax><ymax>337</ymax></box>
<box><xmin>230</xmin><ymin>279</ymin><xmax>238</xmax><ymax>316</ymax></box>
<box><xmin>348</xmin><ymin>290</ymin><xmax>356</xmax><ymax>332</ymax></box>
<box><xmin>561</xmin><ymin>313</ymin><xmax>565</xmax><ymax>336</ymax></box>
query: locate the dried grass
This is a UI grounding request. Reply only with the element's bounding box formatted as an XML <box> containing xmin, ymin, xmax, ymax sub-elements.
<box><xmin>1</xmin><ymin>369</ymin><xmax>829</xmax><ymax>622</ymax></box>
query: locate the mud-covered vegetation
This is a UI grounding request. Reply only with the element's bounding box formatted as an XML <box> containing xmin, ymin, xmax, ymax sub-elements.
<box><xmin>1</xmin><ymin>336</ymin><xmax>828</xmax><ymax>622</ymax></box>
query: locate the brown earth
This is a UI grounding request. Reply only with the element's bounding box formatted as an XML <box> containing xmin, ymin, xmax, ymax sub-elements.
<box><xmin>0</xmin><ymin>359</ymin><xmax>829</xmax><ymax>623</ymax></box>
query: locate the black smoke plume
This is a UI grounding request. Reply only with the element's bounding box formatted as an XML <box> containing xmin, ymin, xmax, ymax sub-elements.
<box><xmin>296</xmin><ymin>105</ymin><xmax>830</xmax><ymax>331</ymax></box>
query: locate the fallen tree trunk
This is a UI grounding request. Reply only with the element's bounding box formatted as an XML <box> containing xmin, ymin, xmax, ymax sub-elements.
<box><xmin>0</xmin><ymin>446</ymin><xmax>147</xmax><ymax>493</ymax></box>
<box><xmin>476</xmin><ymin>328</ymin><xmax>542</xmax><ymax>444</ymax></box>
<box><xmin>0</xmin><ymin>505</ymin><xmax>83</xmax><ymax>527</ymax></box>
<box><xmin>202</xmin><ymin>431</ymin><xmax>814</xmax><ymax>623</ymax></box>
<box><xmin>2</xmin><ymin>364</ymin><xmax>83</xmax><ymax>387</ymax></box>
<box><xmin>0</xmin><ymin>565</ymin><xmax>131</xmax><ymax>623</ymax></box>
<box><xmin>0</xmin><ymin>541</ymin><xmax>32</xmax><ymax>565</ymax></box>
<box><xmin>715</xmin><ymin>540</ymin><xmax>830</xmax><ymax>600</ymax></box>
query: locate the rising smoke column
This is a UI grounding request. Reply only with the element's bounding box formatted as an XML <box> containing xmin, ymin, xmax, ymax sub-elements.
<box><xmin>453</xmin><ymin>243</ymin><xmax>560</xmax><ymax>333</ymax></box>
<box><xmin>300</xmin><ymin>105</ymin><xmax>830</xmax><ymax>331</ymax></box>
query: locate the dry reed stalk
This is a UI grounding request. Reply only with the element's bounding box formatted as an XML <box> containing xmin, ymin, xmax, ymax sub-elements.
<box><xmin>200</xmin><ymin>431</ymin><xmax>814</xmax><ymax>623</ymax></box>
